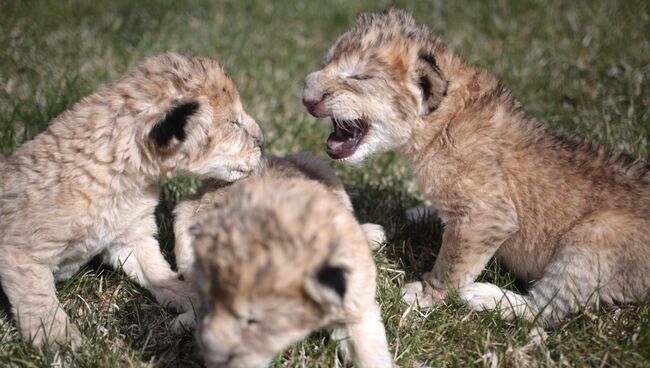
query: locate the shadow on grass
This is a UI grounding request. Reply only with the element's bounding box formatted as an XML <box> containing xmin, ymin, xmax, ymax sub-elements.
<box><xmin>347</xmin><ymin>181</ymin><xmax>522</xmax><ymax>289</ymax></box>
<box><xmin>346</xmin><ymin>182</ymin><xmax>441</xmax><ymax>280</ymax></box>
<box><xmin>0</xmin><ymin>284</ymin><xmax>10</xmax><ymax>319</ymax></box>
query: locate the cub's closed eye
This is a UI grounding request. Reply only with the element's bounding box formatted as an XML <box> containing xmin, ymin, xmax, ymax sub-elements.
<box><xmin>229</xmin><ymin>119</ymin><xmax>243</xmax><ymax>127</ymax></box>
<box><xmin>349</xmin><ymin>74</ymin><xmax>373</xmax><ymax>81</ymax></box>
<box><xmin>246</xmin><ymin>318</ymin><xmax>259</xmax><ymax>326</ymax></box>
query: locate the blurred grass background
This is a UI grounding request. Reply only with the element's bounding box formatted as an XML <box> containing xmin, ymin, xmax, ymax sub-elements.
<box><xmin>0</xmin><ymin>0</ymin><xmax>649</xmax><ymax>366</ymax></box>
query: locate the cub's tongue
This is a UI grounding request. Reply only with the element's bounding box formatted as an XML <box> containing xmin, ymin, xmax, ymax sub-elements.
<box><xmin>326</xmin><ymin>134</ymin><xmax>346</xmax><ymax>153</ymax></box>
<box><xmin>326</xmin><ymin>122</ymin><xmax>365</xmax><ymax>159</ymax></box>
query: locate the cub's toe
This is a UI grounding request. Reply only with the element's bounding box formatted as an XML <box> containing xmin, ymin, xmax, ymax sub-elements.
<box><xmin>170</xmin><ymin>310</ymin><xmax>197</xmax><ymax>333</ymax></box>
<box><xmin>402</xmin><ymin>281</ymin><xmax>434</xmax><ymax>308</ymax></box>
<box><xmin>458</xmin><ymin>282</ymin><xmax>503</xmax><ymax>311</ymax></box>
<box><xmin>31</xmin><ymin>321</ymin><xmax>83</xmax><ymax>351</ymax></box>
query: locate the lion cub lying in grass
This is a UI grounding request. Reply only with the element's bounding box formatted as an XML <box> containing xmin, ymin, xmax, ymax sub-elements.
<box><xmin>180</xmin><ymin>154</ymin><xmax>392</xmax><ymax>367</ymax></box>
<box><xmin>0</xmin><ymin>53</ymin><xmax>263</xmax><ymax>349</ymax></box>
<box><xmin>302</xmin><ymin>8</ymin><xmax>650</xmax><ymax>324</ymax></box>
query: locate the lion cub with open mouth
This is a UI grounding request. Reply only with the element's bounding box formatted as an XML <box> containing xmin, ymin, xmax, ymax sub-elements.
<box><xmin>302</xmin><ymin>8</ymin><xmax>650</xmax><ymax>324</ymax></box>
<box><xmin>185</xmin><ymin>162</ymin><xmax>392</xmax><ymax>367</ymax></box>
<box><xmin>0</xmin><ymin>53</ymin><xmax>263</xmax><ymax>348</ymax></box>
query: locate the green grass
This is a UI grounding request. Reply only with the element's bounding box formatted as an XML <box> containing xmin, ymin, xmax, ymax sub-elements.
<box><xmin>1</xmin><ymin>0</ymin><xmax>649</xmax><ymax>366</ymax></box>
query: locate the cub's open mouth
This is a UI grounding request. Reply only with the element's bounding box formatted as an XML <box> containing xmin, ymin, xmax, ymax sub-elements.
<box><xmin>326</xmin><ymin>118</ymin><xmax>369</xmax><ymax>160</ymax></box>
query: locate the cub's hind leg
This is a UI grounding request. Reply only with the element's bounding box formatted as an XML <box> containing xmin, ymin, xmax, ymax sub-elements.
<box><xmin>460</xmin><ymin>210</ymin><xmax>650</xmax><ymax>324</ymax></box>
<box><xmin>0</xmin><ymin>248</ymin><xmax>82</xmax><ymax>349</ymax></box>
<box><xmin>460</xmin><ymin>245</ymin><xmax>602</xmax><ymax>323</ymax></box>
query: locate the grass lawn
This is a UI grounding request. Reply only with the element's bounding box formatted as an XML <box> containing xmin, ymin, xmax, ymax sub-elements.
<box><xmin>1</xmin><ymin>0</ymin><xmax>649</xmax><ymax>366</ymax></box>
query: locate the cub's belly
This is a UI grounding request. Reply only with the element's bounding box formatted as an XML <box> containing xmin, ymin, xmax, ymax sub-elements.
<box><xmin>50</xmin><ymin>193</ymin><xmax>157</xmax><ymax>281</ymax></box>
<box><xmin>53</xmin><ymin>238</ymin><xmax>112</xmax><ymax>281</ymax></box>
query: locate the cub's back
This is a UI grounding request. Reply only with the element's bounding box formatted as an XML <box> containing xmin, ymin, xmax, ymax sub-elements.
<box><xmin>177</xmin><ymin>152</ymin><xmax>350</xmax><ymax>220</ymax></box>
<box><xmin>172</xmin><ymin>152</ymin><xmax>353</xmax><ymax>278</ymax></box>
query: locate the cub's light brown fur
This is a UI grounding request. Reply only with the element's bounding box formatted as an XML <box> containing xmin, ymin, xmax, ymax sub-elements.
<box><xmin>302</xmin><ymin>9</ymin><xmax>650</xmax><ymax>324</ymax></box>
<box><xmin>0</xmin><ymin>53</ymin><xmax>262</xmax><ymax>348</ymax></box>
<box><xmin>172</xmin><ymin>152</ymin><xmax>386</xmax><ymax>329</ymax></box>
<box><xmin>189</xmin><ymin>175</ymin><xmax>392</xmax><ymax>368</ymax></box>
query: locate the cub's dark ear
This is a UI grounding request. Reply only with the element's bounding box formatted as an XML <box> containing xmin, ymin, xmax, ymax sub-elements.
<box><xmin>150</xmin><ymin>101</ymin><xmax>199</xmax><ymax>147</ymax></box>
<box><xmin>304</xmin><ymin>264</ymin><xmax>347</xmax><ymax>306</ymax></box>
<box><xmin>415</xmin><ymin>53</ymin><xmax>447</xmax><ymax>114</ymax></box>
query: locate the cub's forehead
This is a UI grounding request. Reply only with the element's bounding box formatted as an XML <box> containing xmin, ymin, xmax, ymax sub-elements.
<box><xmin>198</xmin><ymin>217</ymin><xmax>343</xmax><ymax>292</ymax></box>
<box><xmin>324</xmin><ymin>9</ymin><xmax>419</xmax><ymax>64</ymax></box>
<box><xmin>215</xmin><ymin>285</ymin><xmax>313</xmax><ymax>322</ymax></box>
<box><xmin>204</xmin><ymin>254</ymin><xmax>313</xmax><ymax>303</ymax></box>
<box><xmin>195</xmin><ymin>179</ymin><xmax>347</xmax><ymax>267</ymax></box>
<box><xmin>133</xmin><ymin>52</ymin><xmax>239</xmax><ymax>96</ymax></box>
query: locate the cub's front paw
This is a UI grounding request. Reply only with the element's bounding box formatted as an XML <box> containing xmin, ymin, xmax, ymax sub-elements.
<box><xmin>459</xmin><ymin>282</ymin><xmax>530</xmax><ymax>322</ymax></box>
<box><xmin>30</xmin><ymin>319</ymin><xmax>83</xmax><ymax>351</ymax></box>
<box><xmin>402</xmin><ymin>281</ymin><xmax>432</xmax><ymax>308</ymax></box>
<box><xmin>170</xmin><ymin>310</ymin><xmax>197</xmax><ymax>333</ymax></box>
<box><xmin>331</xmin><ymin>327</ymin><xmax>352</xmax><ymax>364</ymax></box>
<box><xmin>360</xmin><ymin>223</ymin><xmax>386</xmax><ymax>250</ymax></box>
<box><xmin>402</xmin><ymin>280</ymin><xmax>446</xmax><ymax>308</ymax></box>
<box><xmin>153</xmin><ymin>284</ymin><xmax>198</xmax><ymax>314</ymax></box>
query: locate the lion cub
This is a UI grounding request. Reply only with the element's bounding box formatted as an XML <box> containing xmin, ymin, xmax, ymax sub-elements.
<box><xmin>173</xmin><ymin>153</ymin><xmax>385</xmax><ymax>282</ymax></box>
<box><xmin>302</xmin><ymin>8</ymin><xmax>650</xmax><ymax>324</ymax></box>
<box><xmin>0</xmin><ymin>53</ymin><xmax>263</xmax><ymax>348</ymax></box>
<box><xmin>188</xmin><ymin>174</ymin><xmax>392</xmax><ymax>368</ymax></box>
<box><xmin>171</xmin><ymin>153</ymin><xmax>386</xmax><ymax>329</ymax></box>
